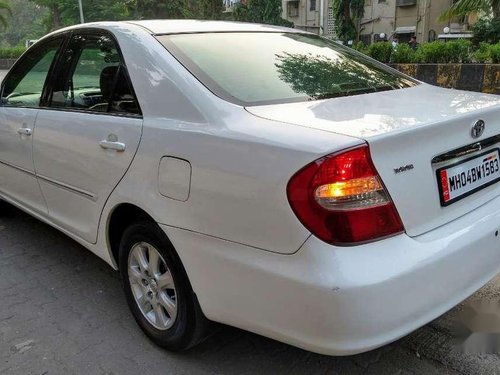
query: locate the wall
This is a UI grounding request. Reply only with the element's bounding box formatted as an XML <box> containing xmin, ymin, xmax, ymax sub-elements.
<box><xmin>392</xmin><ymin>63</ymin><xmax>500</xmax><ymax>94</ymax></box>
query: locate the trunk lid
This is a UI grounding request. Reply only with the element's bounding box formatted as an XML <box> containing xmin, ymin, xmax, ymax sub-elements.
<box><xmin>246</xmin><ymin>84</ymin><xmax>500</xmax><ymax>237</ymax></box>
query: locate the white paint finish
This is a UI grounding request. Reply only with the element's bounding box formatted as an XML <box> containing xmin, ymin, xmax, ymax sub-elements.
<box><xmin>247</xmin><ymin>84</ymin><xmax>500</xmax><ymax>236</ymax></box>
<box><xmin>33</xmin><ymin>110</ymin><xmax>142</xmax><ymax>243</ymax></box>
<box><xmin>158</xmin><ymin>157</ymin><xmax>191</xmax><ymax>201</ymax></box>
<box><xmin>246</xmin><ymin>84</ymin><xmax>500</xmax><ymax>139</ymax></box>
<box><xmin>127</xmin><ymin>19</ymin><xmax>302</xmax><ymax>35</ymax></box>
<box><xmin>0</xmin><ymin>107</ymin><xmax>47</xmax><ymax>214</ymax></box>
<box><xmin>108</xmin><ymin>111</ymin><xmax>358</xmax><ymax>253</ymax></box>
<box><xmin>369</xmin><ymin>105</ymin><xmax>500</xmax><ymax>236</ymax></box>
<box><xmin>104</xmin><ymin>23</ymin><xmax>361</xmax><ymax>253</ymax></box>
<box><xmin>160</xmin><ymin>190</ymin><xmax>500</xmax><ymax>354</ymax></box>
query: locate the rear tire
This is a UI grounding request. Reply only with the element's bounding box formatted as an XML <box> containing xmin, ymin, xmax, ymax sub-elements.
<box><xmin>119</xmin><ymin>222</ymin><xmax>209</xmax><ymax>351</ymax></box>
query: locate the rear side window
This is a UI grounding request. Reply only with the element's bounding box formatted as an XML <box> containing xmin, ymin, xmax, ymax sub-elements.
<box><xmin>50</xmin><ymin>33</ymin><xmax>140</xmax><ymax>116</ymax></box>
<box><xmin>1</xmin><ymin>38</ymin><xmax>62</xmax><ymax>107</ymax></box>
<box><xmin>158</xmin><ymin>32</ymin><xmax>417</xmax><ymax>106</ymax></box>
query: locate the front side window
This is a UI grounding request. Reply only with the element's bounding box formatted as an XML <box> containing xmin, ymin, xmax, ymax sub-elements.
<box><xmin>158</xmin><ymin>32</ymin><xmax>417</xmax><ymax>106</ymax></box>
<box><xmin>1</xmin><ymin>38</ymin><xmax>63</xmax><ymax>107</ymax></box>
<box><xmin>50</xmin><ymin>33</ymin><xmax>140</xmax><ymax>115</ymax></box>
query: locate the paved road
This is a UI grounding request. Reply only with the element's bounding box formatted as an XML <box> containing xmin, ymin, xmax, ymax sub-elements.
<box><xmin>1</xmin><ymin>205</ymin><xmax>499</xmax><ymax>375</ymax></box>
<box><xmin>0</xmin><ymin>70</ymin><xmax>7</xmax><ymax>82</ymax></box>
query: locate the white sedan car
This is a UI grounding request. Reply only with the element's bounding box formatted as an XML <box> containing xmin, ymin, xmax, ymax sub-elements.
<box><xmin>1</xmin><ymin>20</ymin><xmax>500</xmax><ymax>355</ymax></box>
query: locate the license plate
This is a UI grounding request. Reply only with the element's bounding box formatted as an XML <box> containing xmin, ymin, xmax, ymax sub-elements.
<box><xmin>437</xmin><ymin>148</ymin><xmax>500</xmax><ymax>206</ymax></box>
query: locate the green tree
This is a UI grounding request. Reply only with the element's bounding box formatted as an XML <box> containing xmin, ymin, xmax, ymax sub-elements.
<box><xmin>2</xmin><ymin>0</ymin><xmax>47</xmax><ymax>47</ymax></box>
<box><xmin>0</xmin><ymin>0</ymin><xmax>12</xmax><ymax>29</ymax></box>
<box><xmin>128</xmin><ymin>0</ymin><xmax>191</xmax><ymax>19</ymax></box>
<box><xmin>28</xmin><ymin>0</ymin><xmax>62</xmax><ymax>30</ymax></box>
<box><xmin>332</xmin><ymin>0</ymin><xmax>364</xmax><ymax>43</ymax></box>
<box><xmin>440</xmin><ymin>0</ymin><xmax>500</xmax><ymax>21</ymax></box>
<box><xmin>233</xmin><ymin>0</ymin><xmax>293</xmax><ymax>27</ymax></box>
<box><xmin>472</xmin><ymin>17</ymin><xmax>500</xmax><ymax>44</ymax></box>
<box><xmin>27</xmin><ymin>0</ymin><xmax>132</xmax><ymax>31</ymax></box>
<box><xmin>197</xmin><ymin>0</ymin><xmax>223</xmax><ymax>20</ymax></box>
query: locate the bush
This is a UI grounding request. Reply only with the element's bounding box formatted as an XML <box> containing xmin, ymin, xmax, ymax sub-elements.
<box><xmin>490</xmin><ymin>43</ymin><xmax>500</xmax><ymax>63</ymax></box>
<box><xmin>413</xmin><ymin>41</ymin><xmax>446</xmax><ymax>63</ymax></box>
<box><xmin>472</xmin><ymin>42</ymin><xmax>491</xmax><ymax>63</ymax></box>
<box><xmin>445</xmin><ymin>39</ymin><xmax>471</xmax><ymax>63</ymax></box>
<box><xmin>414</xmin><ymin>40</ymin><xmax>470</xmax><ymax>63</ymax></box>
<box><xmin>352</xmin><ymin>42</ymin><xmax>368</xmax><ymax>54</ymax></box>
<box><xmin>470</xmin><ymin>42</ymin><xmax>500</xmax><ymax>63</ymax></box>
<box><xmin>365</xmin><ymin>42</ymin><xmax>393</xmax><ymax>63</ymax></box>
<box><xmin>392</xmin><ymin>43</ymin><xmax>416</xmax><ymax>63</ymax></box>
<box><xmin>0</xmin><ymin>46</ymin><xmax>26</xmax><ymax>59</ymax></box>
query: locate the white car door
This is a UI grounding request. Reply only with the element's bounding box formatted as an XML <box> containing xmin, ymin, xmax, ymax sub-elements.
<box><xmin>33</xmin><ymin>31</ymin><xmax>142</xmax><ymax>243</ymax></box>
<box><xmin>0</xmin><ymin>37</ymin><xmax>64</xmax><ymax>214</ymax></box>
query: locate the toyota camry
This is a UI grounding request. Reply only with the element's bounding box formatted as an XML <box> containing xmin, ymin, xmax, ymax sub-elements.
<box><xmin>1</xmin><ymin>20</ymin><xmax>500</xmax><ymax>355</ymax></box>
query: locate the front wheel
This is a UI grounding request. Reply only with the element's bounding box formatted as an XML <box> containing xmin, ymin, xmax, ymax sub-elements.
<box><xmin>119</xmin><ymin>222</ymin><xmax>209</xmax><ymax>351</ymax></box>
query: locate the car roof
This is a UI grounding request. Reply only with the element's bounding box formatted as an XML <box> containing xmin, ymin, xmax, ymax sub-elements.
<box><xmin>126</xmin><ymin>20</ymin><xmax>300</xmax><ymax>35</ymax></box>
<box><xmin>48</xmin><ymin>20</ymin><xmax>302</xmax><ymax>37</ymax></box>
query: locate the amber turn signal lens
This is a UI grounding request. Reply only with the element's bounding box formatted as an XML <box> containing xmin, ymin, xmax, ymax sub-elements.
<box><xmin>315</xmin><ymin>176</ymin><xmax>383</xmax><ymax>199</ymax></box>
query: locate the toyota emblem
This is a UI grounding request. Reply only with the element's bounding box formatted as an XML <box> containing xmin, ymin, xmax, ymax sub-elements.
<box><xmin>471</xmin><ymin>120</ymin><xmax>485</xmax><ymax>139</ymax></box>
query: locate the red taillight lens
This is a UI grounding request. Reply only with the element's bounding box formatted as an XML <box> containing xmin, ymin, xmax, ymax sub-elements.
<box><xmin>287</xmin><ymin>145</ymin><xmax>404</xmax><ymax>245</ymax></box>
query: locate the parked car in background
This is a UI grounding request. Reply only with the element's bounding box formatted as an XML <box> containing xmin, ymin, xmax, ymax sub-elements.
<box><xmin>1</xmin><ymin>20</ymin><xmax>500</xmax><ymax>355</ymax></box>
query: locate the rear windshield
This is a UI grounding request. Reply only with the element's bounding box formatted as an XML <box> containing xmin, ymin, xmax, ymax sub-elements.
<box><xmin>157</xmin><ymin>32</ymin><xmax>417</xmax><ymax>106</ymax></box>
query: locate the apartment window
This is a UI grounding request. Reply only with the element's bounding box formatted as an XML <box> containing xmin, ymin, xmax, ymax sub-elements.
<box><xmin>288</xmin><ymin>1</ymin><xmax>299</xmax><ymax>17</ymax></box>
<box><xmin>396</xmin><ymin>0</ymin><xmax>417</xmax><ymax>6</ymax></box>
<box><xmin>310</xmin><ymin>0</ymin><xmax>316</xmax><ymax>11</ymax></box>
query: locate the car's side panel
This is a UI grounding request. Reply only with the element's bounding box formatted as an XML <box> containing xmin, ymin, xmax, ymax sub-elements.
<box><xmin>0</xmin><ymin>108</ymin><xmax>47</xmax><ymax>214</ymax></box>
<box><xmin>157</xmin><ymin>190</ymin><xmax>500</xmax><ymax>355</ymax></box>
<box><xmin>99</xmin><ymin>24</ymin><xmax>362</xmax><ymax>254</ymax></box>
<box><xmin>33</xmin><ymin>111</ymin><xmax>142</xmax><ymax>243</ymax></box>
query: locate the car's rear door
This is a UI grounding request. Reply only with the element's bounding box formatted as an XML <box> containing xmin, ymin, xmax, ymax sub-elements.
<box><xmin>33</xmin><ymin>30</ymin><xmax>143</xmax><ymax>243</ymax></box>
<box><xmin>0</xmin><ymin>37</ymin><xmax>64</xmax><ymax>214</ymax></box>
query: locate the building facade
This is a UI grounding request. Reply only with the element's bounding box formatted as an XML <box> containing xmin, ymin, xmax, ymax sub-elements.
<box><xmin>281</xmin><ymin>0</ymin><xmax>336</xmax><ymax>38</ymax></box>
<box><xmin>361</xmin><ymin>0</ymin><xmax>474</xmax><ymax>44</ymax></box>
<box><xmin>281</xmin><ymin>0</ymin><xmax>475</xmax><ymax>43</ymax></box>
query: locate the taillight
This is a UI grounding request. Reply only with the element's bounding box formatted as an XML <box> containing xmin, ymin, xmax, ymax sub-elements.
<box><xmin>287</xmin><ymin>145</ymin><xmax>404</xmax><ymax>245</ymax></box>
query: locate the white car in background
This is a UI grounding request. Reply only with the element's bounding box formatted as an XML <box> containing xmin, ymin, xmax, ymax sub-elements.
<box><xmin>1</xmin><ymin>20</ymin><xmax>500</xmax><ymax>355</ymax></box>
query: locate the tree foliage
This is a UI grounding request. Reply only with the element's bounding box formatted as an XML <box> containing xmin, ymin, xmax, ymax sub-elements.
<box><xmin>29</xmin><ymin>0</ymin><xmax>137</xmax><ymax>30</ymax></box>
<box><xmin>472</xmin><ymin>17</ymin><xmax>500</xmax><ymax>44</ymax></box>
<box><xmin>129</xmin><ymin>0</ymin><xmax>191</xmax><ymax>19</ymax></box>
<box><xmin>233</xmin><ymin>0</ymin><xmax>293</xmax><ymax>27</ymax></box>
<box><xmin>1</xmin><ymin>0</ymin><xmax>47</xmax><ymax>47</ymax></box>
<box><xmin>0</xmin><ymin>0</ymin><xmax>12</xmax><ymax>29</ymax></box>
<box><xmin>439</xmin><ymin>0</ymin><xmax>500</xmax><ymax>21</ymax></box>
<box><xmin>197</xmin><ymin>0</ymin><xmax>223</xmax><ymax>20</ymax></box>
<box><xmin>332</xmin><ymin>0</ymin><xmax>365</xmax><ymax>43</ymax></box>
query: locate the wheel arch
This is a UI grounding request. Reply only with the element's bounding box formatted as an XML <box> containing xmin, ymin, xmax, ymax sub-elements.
<box><xmin>107</xmin><ymin>202</ymin><xmax>157</xmax><ymax>269</ymax></box>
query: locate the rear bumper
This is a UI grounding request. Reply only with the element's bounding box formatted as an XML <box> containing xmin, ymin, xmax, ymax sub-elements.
<box><xmin>160</xmin><ymin>195</ymin><xmax>500</xmax><ymax>355</ymax></box>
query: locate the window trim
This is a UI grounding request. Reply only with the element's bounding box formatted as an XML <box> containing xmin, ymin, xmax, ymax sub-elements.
<box><xmin>42</xmin><ymin>28</ymin><xmax>143</xmax><ymax>118</ymax></box>
<box><xmin>0</xmin><ymin>34</ymin><xmax>69</xmax><ymax>109</ymax></box>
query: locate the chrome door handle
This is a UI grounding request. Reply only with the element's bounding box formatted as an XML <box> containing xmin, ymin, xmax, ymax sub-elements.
<box><xmin>17</xmin><ymin>128</ymin><xmax>32</xmax><ymax>136</ymax></box>
<box><xmin>99</xmin><ymin>140</ymin><xmax>126</xmax><ymax>152</ymax></box>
